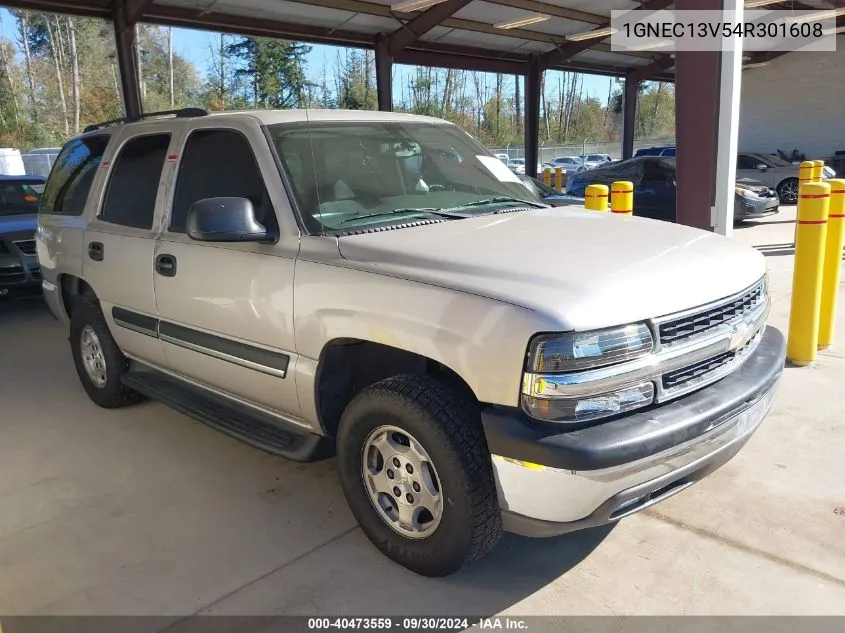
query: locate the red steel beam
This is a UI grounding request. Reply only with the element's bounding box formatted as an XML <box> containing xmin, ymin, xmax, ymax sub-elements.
<box><xmin>388</xmin><ymin>0</ymin><xmax>474</xmax><ymax>56</ymax></box>
<box><xmin>540</xmin><ymin>0</ymin><xmax>674</xmax><ymax>69</ymax></box>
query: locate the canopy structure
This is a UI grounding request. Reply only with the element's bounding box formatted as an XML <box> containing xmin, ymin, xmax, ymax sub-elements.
<box><xmin>6</xmin><ymin>0</ymin><xmax>832</xmax><ymax>234</ymax></box>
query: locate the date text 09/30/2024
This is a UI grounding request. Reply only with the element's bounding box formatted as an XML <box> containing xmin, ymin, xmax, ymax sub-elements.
<box><xmin>307</xmin><ymin>618</ymin><xmax>529</xmax><ymax>630</ymax></box>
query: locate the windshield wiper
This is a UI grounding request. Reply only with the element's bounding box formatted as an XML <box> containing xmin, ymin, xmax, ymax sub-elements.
<box><xmin>453</xmin><ymin>197</ymin><xmax>547</xmax><ymax>209</ymax></box>
<box><xmin>338</xmin><ymin>208</ymin><xmax>466</xmax><ymax>225</ymax></box>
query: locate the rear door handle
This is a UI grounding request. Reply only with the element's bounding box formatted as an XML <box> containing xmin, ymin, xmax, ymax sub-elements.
<box><xmin>155</xmin><ymin>254</ymin><xmax>177</xmax><ymax>277</ymax></box>
<box><xmin>88</xmin><ymin>241</ymin><xmax>104</xmax><ymax>261</ymax></box>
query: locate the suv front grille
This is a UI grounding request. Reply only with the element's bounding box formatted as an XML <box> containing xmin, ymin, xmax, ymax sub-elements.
<box><xmin>13</xmin><ymin>239</ymin><xmax>36</xmax><ymax>255</ymax></box>
<box><xmin>0</xmin><ymin>265</ymin><xmax>25</xmax><ymax>284</ymax></box>
<box><xmin>658</xmin><ymin>280</ymin><xmax>765</xmax><ymax>346</ymax></box>
<box><xmin>661</xmin><ymin>333</ymin><xmax>759</xmax><ymax>394</ymax></box>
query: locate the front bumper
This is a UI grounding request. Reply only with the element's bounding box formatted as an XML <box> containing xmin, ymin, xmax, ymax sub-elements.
<box><xmin>0</xmin><ymin>249</ymin><xmax>41</xmax><ymax>296</ymax></box>
<box><xmin>735</xmin><ymin>194</ymin><xmax>779</xmax><ymax>220</ymax></box>
<box><xmin>483</xmin><ymin>326</ymin><xmax>784</xmax><ymax>537</ymax></box>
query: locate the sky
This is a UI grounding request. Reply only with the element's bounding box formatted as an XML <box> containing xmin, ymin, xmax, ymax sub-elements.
<box><xmin>0</xmin><ymin>9</ymin><xmax>615</xmax><ymax>106</ymax></box>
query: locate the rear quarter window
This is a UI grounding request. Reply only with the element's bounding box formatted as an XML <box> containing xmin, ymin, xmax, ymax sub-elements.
<box><xmin>41</xmin><ymin>135</ymin><xmax>109</xmax><ymax>216</ymax></box>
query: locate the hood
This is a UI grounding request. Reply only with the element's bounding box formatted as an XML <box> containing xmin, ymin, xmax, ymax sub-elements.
<box><xmin>337</xmin><ymin>208</ymin><xmax>766</xmax><ymax>331</ymax></box>
<box><xmin>736</xmin><ymin>179</ymin><xmax>777</xmax><ymax>197</ymax></box>
<box><xmin>0</xmin><ymin>213</ymin><xmax>37</xmax><ymax>237</ymax></box>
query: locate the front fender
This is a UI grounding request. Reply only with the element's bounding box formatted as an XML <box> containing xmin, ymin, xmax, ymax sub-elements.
<box><xmin>293</xmin><ymin>259</ymin><xmax>560</xmax><ymax>408</ymax></box>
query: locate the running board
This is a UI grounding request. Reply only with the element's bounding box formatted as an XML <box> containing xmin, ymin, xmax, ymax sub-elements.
<box><xmin>123</xmin><ymin>364</ymin><xmax>333</xmax><ymax>462</ymax></box>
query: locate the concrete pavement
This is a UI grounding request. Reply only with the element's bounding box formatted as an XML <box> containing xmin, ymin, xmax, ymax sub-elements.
<box><xmin>0</xmin><ymin>207</ymin><xmax>843</xmax><ymax>615</ymax></box>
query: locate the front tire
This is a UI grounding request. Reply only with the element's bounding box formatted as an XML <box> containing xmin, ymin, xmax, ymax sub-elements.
<box><xmin>777</xmin><ymin>177</ymin><xmax>799</xmax><ymax>204</ymax></box>
<box><xmin>70</xmin><ymin>297</ymin><xmax>143</xmax><ymax>408</ymax></box>
<box><xmin>336</xmin><ymin>375</ymin><xmax>502</xmax><ymax>576</ymax></box>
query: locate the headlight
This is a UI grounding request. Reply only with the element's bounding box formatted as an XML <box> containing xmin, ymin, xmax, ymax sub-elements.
<box><xmin>526</xmin><ymin>323</ymin><xmax>653</xmax><ymax>373</ymax></box>
<box><xmin>522</xmin><ymin>324</ymin><xmax>655</xmax><ymax>423</ymax></box>
<box><xmin>522</xmin><ymin>382</ymin><xmax>655</xmax><ymax>423</ymax></box>
<box><xmin>735</xmin><ymin>187</ymin><xmax>754</xmax><ymax>198</ymax></box>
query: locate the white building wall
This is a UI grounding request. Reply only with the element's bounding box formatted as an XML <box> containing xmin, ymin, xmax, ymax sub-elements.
<box><xmin>739</xmin><ymin>37</ymin><xmax>844</xmax><ymax>160</ymax></box>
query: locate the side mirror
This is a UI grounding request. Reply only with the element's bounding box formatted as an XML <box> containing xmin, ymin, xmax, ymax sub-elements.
<box><xmin>755</xmin><ymin>163</ymin><xmax>768</xmax><ymax>170</ymax></box>
<box><xmin>186</xmin><ymin>197</ymin><xmax>273</xmax><ymax>243</ymax></box>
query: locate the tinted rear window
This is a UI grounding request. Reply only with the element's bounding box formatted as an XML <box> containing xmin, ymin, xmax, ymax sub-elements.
<box><xmin>41</xmin><ymin>135</ymin><xmax>109</xmax><ymax>216</ymax></box>
<box><xmin>0</xmin><ymin>180</ymin><xmax>44</xmax><ymax>216</ymax></box>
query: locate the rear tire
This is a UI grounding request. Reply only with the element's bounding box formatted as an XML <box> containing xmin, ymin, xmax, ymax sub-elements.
<box><xmin>70</xmin><ymin>297</ymin><xmax>143</xmax><ymax>408</ymax></box>
<box><xmin>336</xmin><ymin>374</ymin><xmax>502</xmax><ymax>577</ymax></box>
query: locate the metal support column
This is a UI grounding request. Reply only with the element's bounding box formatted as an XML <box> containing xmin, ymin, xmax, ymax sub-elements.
<box><xmin>112</xmin><ymin>0</ymin><xmax>143</xmax><ymax>120</ymax></box>
<box><xmin>675</xmin><ymin>47</ymin><xmax>719</xmax><ymax>230</ymax></box>
<box><xmin>622</xmin><ymin>71</ymin><xmax>638</xmax><ymax>160</ymax></box>
<box><xmin>375</xmin><ymin>34</ymin><xmax>393</xmax><ymax>112</ymax></box>
<box><xmin>525</xmin><ymin>56</ymin><xmax>542</xmax><ymax>181</ymax></box>
<box><xmin>674</xmin><ymin>0</ymin><xmax>743</xmax><ymax>233</ymax></box>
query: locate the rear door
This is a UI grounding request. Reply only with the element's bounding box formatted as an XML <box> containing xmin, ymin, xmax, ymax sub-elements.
<box><xmin>37</xmin><ymin>135</ymin><xmax>110</xmax><ymax>309</ymax></box>
<box><xmin>82</xmin><ymin>127</ymin><xmax>173</xmax><ymax>366</ymax></box>
<box><xmin>152</xmin><ymin>120</ymin><xmax>302</xmax><ymax>420</ymax></box>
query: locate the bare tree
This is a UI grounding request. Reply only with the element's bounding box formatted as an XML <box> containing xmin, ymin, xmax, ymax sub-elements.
<box><xmin>47</xmin><ymin>16</ymin><xmax>69</xmax><ymax>134</ymax></box>
<box><xmin>0</xmin><ymin>39</ymin><xmax>20</xmax><ymax>125</ymax></box>
<box><xmin>168</xmin><ymin>27</ymin><xmax>174</xmax><ymax>108</ymax></box>
<box><xmin>67</xmin><ymin>16</ymin><xmax>81</xmax><ymax>133</ymax></box>
<box><xmin>135</xmin><ymin>23</ymin><xmax>145</xmax><ymax>100</ymax></box>
<box><xmin>441</xmin><ymin>68</ymin><xmax>453</xmax><ymax>115</ymax></box>
<box><xmin>513</xmin><ymin>75</ymin><xmax>522</xmax><ymax>136</ymax></box>
<box><xmin>18</xmin><ymin>12</ymin><xmax>37</xmax><ymax>120</ymax></box>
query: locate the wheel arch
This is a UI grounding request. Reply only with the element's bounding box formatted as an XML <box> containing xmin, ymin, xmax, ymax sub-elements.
<box><xmin>314</xmin><ymin>337</ymin><xmax>477</xmax><ymax>438</ymax></box>
<box><xmin>59</xmin><ymin>274</ymin><xmax>97</xmax><ymax>319</ymax></box>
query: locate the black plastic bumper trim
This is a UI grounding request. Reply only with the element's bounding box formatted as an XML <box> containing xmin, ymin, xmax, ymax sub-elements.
<box><xmin>483</xmin><ymin>325</ymin><xmax>785</xmax><ymax>472</ymax></box>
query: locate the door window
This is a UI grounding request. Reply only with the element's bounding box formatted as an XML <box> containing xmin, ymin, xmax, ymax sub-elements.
<box><xmin>170</xmin><ymin>129</ymin><xmax>277</xmax><ymax>233</ymax></box>
<box><xmin>737</xmin><ymin>154</ymin><xmax>761</xmax><ymax>169</ymax></box>
<box><xmin>100</xmin><ymin>134</ymin><xmax>170</xmax><ymax>229</ymax></box>
<box><xmin>40</xmin><ymin>136</ymin><xmax>109</xmax><ymax>216</ymax></box>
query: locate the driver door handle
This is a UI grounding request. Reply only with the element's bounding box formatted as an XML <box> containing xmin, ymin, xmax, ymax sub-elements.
<box><xmin>155</xmin><ymin>254</ymin><xmax>177</xmax><ymax>277</ymax></box>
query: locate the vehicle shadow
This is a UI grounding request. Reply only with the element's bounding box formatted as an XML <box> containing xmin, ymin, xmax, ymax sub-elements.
<box><xmin>0</xmin><ymin>297</ymin><xmax>618</xmax><ymax>618</ymax></box>
<box><xmin>0</xmin><ymin>293</ymin><xmax>50</xmax><ymax>324</ymax></box>
<box><xmin>735</xmin><ymin>219</ymin><xmax>795</xmax><ymax>229</ymax></box>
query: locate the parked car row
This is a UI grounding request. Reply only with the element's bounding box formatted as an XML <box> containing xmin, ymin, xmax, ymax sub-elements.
<box><xmin>564</xmin><ymin>156</ymin><xmax>780</xmax><ymax>223</ymax></box>
<box><xmin>633</xmin><ymin>145</ymin><xmax>837</xmax><ymax>204</ymax></box>
<box><xmin>0</xmin><ymin>175</ymin><xmax>46</xmax><ymax>301</ymax></box>
<box><xmin>496</xmin><ymin>153</ymin><xmax>615</xmax><ymax>177</ymax></box>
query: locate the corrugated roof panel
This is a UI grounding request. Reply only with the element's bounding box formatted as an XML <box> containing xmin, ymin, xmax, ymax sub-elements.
<box><xmin>158</xmin><ymin>0</ymin><xmax>356</xmax><ymax>28</ymax></box>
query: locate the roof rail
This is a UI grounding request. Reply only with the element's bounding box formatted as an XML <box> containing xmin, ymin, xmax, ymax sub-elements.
<box><xmin>83</xmin><ymin>107</ymin><xmax>208</xmax><ymax>134</ymax></box>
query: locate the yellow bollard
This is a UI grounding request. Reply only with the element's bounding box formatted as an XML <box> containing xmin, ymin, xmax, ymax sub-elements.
<box><xmin>799</xmin><ymin>160</ymin><xmax>814</xmax><ymax>187</ymax></box>
<box><xmin>554</xmin><ymin>167</ymin><xmax>563</xmax><ymax>193</ymax></box>
<box><xmin>787</xmin><ymin>181</ymin><xmax>831</xmax><ymax>365</ymax></box>
<box><xmin>543</xmin><ymin>166</ymin><xmax>551</xmax><ymax>187</ymax></box>
<box><xmin>610</xmin><ymin>181</ymin><xmax>634</xmax><ymax>215</ymax></box>
<box><xmin>819</xmin><ymin>179</ymin><xmax>845</xmax><ymax>349</ymax></box>
<box><xmin>813</xmin><ymin>159</ymin><xmax>825</xmax><ymax>181</ymax></box>
<box><xmin>585</xmin><ymin>184</ymin><xmax>609</xmax><ymax>212</ymax></box>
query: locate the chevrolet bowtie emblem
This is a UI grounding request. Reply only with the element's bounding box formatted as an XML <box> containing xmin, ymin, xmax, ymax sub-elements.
<box><xmin>730</xmin><ymin>321</ymin><xmax>750</xmax><ymax>348</ymax></box>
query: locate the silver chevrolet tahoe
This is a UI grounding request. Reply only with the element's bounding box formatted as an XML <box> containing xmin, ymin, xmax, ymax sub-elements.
<box><xmin>36</xmin><ymin>108</ymin><xmax>785</xmax><ymax>577</ymax></box>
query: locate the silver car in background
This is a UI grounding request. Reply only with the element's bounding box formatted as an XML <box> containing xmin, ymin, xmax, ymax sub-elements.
<box><xmin>737</xmin><ymin>151</ymin><xmax>837</xmax><ymax>204</ymax></box>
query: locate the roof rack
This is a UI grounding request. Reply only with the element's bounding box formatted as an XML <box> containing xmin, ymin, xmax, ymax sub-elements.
<box><xmin>83</xmin><ymin>107</ymin><xmax>208</xmax><ymax>134</ymax></box>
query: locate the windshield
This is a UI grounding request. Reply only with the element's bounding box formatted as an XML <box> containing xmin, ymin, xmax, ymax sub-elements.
<box><xmin>268</xmin><ymin>121</ymin><xmax>542</xmax><ymax>233</ymax></box>
<box><xmin>752</xmin><ymin>153</ymin><xmax>793</xmax><ymax>168</ymax></box>
<box><xmin>0</xmin><ymin>180</ymin><xmax>43</xmax><ymax>217</ymax></box>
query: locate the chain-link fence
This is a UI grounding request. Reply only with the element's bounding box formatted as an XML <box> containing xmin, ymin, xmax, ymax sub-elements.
<box><xmin>491</xmin><ymin>138</ymin><xmax>675</xmax><ymax>163</ymax></box>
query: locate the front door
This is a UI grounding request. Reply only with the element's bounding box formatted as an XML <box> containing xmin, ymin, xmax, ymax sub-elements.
<box><xmin>737</xmin><ymin>153</ymin><xmax>774</xmax><ymax>186</ymax></box>
<box><xmin>82</xmin><ymin>128</ymin><xmax>173</xmax><ymax>366</ymax></box>
<box><xmin>152</xmin><ymin>120</ymin><xmax>303</xmax><ymax>421</ymax></box>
